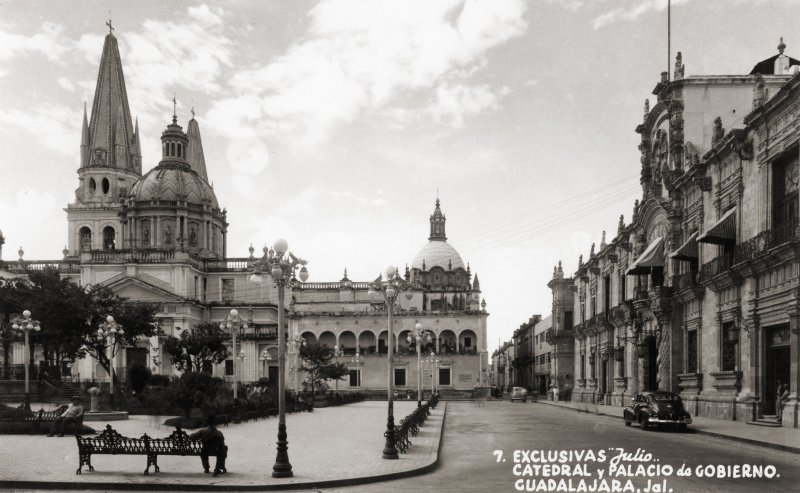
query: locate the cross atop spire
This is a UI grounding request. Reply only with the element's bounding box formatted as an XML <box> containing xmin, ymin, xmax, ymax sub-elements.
<box><xmin>106</xmin><ymin>16</ymin><xmax>114</xmax><ymax>34</ymax></box>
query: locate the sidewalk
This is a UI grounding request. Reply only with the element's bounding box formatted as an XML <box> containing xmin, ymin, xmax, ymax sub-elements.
<box><xmin>535</xmin><ymin>398</ymin><xmax>800</xmax><ymax>453</ymax></box>
<box><xmin>0</xmin><ymin>400</ymin><xmax>446</xmax><ymax>491</ymax></box>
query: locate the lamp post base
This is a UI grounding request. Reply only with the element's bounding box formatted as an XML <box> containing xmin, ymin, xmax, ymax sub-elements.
<box><xmin>23</xmin><ymin>392</ymin><xmax>31</xmax><ymax>411</ymax></box>
<box><xmin>272</xmin><ymin>423</ymin><xmax>294</xmax><ymax>478</ymax></box>
<box><xmin>382</xmin><ymin>415</ymin><xmax>399</xmax><ymax>459</ymax></box>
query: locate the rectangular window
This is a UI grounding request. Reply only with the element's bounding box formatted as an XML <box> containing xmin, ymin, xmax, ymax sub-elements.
<box><xmin>438</xmin><ymin>367</ymin><xmax>451</xmax><ymax>386</ymax></box>
<box><xmin>394</xmin><ymin>368</ymin><xmax>406</xmax><ymax>386</ymax></box>
<box><xmin>721</xmin><ymin>322</ymin><xmax>736</xmax><ymax>371</ymax></box>
<box><xmin>687</xmin><ymin>329</ymin><xmax>698</xmax><ymax>373</ymax></box>
<box><xmin>225</xmin><ymin>360</ymin><xmax>233</xmax><ymax>376</ymax></box>
<box><xmin>222</xmin><ymin>278</ymin><xmax>235</xmax><ymax>302</ymax></box>
<box><xmin>580</xmin><ymin>353</ymin><xmax>586</xmax><ymax>380</ymax></box>
<box><xmin>349</xmin><ymin>369</ymin><xmax>361</xmax><ymax>387</ymax></box>
<box><xmin>564</xmin><ymin>311</ymin><xmax>573</xmax><ymax>331</ymax></box>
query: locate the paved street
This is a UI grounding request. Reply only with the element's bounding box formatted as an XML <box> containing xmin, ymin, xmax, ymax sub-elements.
<box><xmin>328</xmin><ymin>400</ymin><xmax>799</xmax><ymax>493</ymax></box>
<box><xmin>1</xmin><ymin>400</ymin><xmax>798</xmax><ymax>492</ymax></box>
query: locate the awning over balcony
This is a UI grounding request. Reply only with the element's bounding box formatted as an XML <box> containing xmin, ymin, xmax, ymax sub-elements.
<box><xmin>698</xmin><ymin>207</ymin><xmax>736</xmax><ymax>244</ymax></box>
<box><xmin>626</xmin><ymin>236</ymin><xmax>664</xmax><ymax>275</ymax></box>
<box><xmin>670</xmin><ymin>232</ymin><xmax>698</xmax><ymax>261</ymax></box>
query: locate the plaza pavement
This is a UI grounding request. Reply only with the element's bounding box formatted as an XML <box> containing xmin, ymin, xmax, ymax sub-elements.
<box><xmin>0</xmin><ymin>400</ymin><xmax>445</xmax><ymax>491</ymax></box>
<box><xmin>534</xmin><ymin>397</ymin><xmax>800</xmax><ymax>453</ymax></box>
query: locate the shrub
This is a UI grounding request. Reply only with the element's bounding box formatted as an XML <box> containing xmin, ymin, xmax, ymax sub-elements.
<box><xmin>128</xmin><ymin>364</ymin><xmax>152</xmax><ymax>394</ymax></box>
<box><xmin>163</xmin><ymin>416</ymin><xmax>206</xmax><ymax>429</ymax></box>
<box><xmin>149</xmin><ymin>374</ymin><xmax>171</xmax><ymax>387</ymax></box>
<box><xmin>169</xmin><ymin>372</ymin><xmax>230</xmax><ymax>417</ymax></box>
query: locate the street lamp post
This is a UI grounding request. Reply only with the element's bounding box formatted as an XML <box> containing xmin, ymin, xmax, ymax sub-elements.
<box><xmin>407</xmin><ymin>323</ymin><xmax>433</xmax><ymax>408</ymax></box>
<box><xmin>97</xmin><ymin>315</ymin><xmax>124</xmax><ymax>402</ymax></box>
<box><xmin>368</xmin><ymin>265</ymin><xmax>414</xmax><ymax>460</ymax></box>
<box><xmin>11</xmin><ymin>310</ymin><xmax>40</xmax><ymax>410</ymax></box>
<box><xmin>424</xmin><ymin>352</ymin><xmax>440</xmax><ymax>395</ymax></box>
<box><xmin>220</xmin><ymin>309</ymin><xmax>247</xmax><ymax>400</ymax></box>
<box><xmin>250</xmin><ymin>239</ymin><xmax>309</xmax><ymax>479</ymax></box>
<box><xmin>289</xmin><ymin>335</ymin><xmax>305</xmax><ymax>393</ymax></box>
<box><xmin>350</xmin><ymin>351</ymin><xmax>362</xmax><ymax>388</ymax></box>
<box><xmin>260</xmin><ymin>349</ymin><xmax>272</xmax><ymax>381</ymax></box>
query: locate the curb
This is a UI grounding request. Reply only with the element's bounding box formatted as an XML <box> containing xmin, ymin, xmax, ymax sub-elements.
<box><xmin>535</xmin><ymin>401</ymin><xmax>800</xmax><ymax>454</ymax></box>
<box><xmin>0</xmin><ymin>403</ymin><xmax>447</xmax><ymax>492</ymax></box>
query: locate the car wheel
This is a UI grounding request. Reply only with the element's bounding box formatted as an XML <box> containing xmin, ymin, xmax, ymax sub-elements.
<box><xmin>624</xmin><ymin>419</ymin><xmax>631</xmax><ymax>427</ymax></box>
<box><xmin>678</xmin><ymin>423</ymin><xmax>687</xmax><ymax>432</ymax></box>
<box><xmin>640</xmin><ymin>416</ymin><xmax>650</xmax><ymax>431</ymax></box>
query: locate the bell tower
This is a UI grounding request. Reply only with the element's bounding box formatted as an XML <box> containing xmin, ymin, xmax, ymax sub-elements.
<box><xmin>66</xmin><ymin>22</ymin><xmax>141</xmax><ymax>255</ymax></box>
<box><xmin>429</xmin><ymin>199</ymin><xmax>447</xmax><ymax>241</ymax></box>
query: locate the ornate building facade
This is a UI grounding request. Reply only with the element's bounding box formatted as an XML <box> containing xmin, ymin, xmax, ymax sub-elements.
<box><xmin>565</xmin><ymin>42</ymin><xmax>800</xmax><ymax>428</ymax></box>
<box><xmin>0</xmin><ymin>29</ymin><xmax>489</xmax><ymax>397</ymax></box>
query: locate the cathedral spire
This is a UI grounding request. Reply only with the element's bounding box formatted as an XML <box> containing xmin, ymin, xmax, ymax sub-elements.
<box><xmin>428</xmin><ymin>198</ymin><xmax>447</xmax><ymax>241</ymax></box>
<box><xmin>86</xmin><ymin>26</ymin><xmax>136</xmax><ymax>172</ymax></box>
<box><xmin>132</xmin><ymin>116</ymin><xmax>142</xmax><ymax>174</ymax></box>
<box><xmin>80</xmin><ymin>102</ymin><xmax>89</xmax><ymax>167</ymax></box>
<box><xmin>186</xmin><ymin>114</ymin><xmax>209</xmax><ymax>182</ymax></box>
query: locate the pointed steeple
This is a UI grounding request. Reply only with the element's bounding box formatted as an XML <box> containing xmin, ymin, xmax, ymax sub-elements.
<box><xmin>86</xmin><ymin>29</ymin><xmax>136</xmax><ymax>172</ymax></box>
<box><xmin>80</xmin><ymin>103</ymin><xmax>90</xmax><ymax>167</ymax></box>
<box><xmin>429</xmin><ymin>198</ymin><xmax>447</xmax><ymax>241</ymax></box>
<box><xmin>186</xmin><ymin>115</ymin><xmax>209</xmax><ymax>182</ymax></box>
<box><xmin>472</xmin><ymin>273</ymin><xmax>480</xmax><ymax>291</ymax></box>
<box><xmin>132</xmin><ymin>117</ymin><xmax>142</xmax><ymax>174</ymax></box>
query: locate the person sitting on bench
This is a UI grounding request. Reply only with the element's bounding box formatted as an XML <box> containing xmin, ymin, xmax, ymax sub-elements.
<box><xmin>48</xmin><ymin>395</ymin><xmax>84</xmax><ymax>437</ymax></box>
<box><xmin>189</xmin><ymin>414</ymin><xmax>228</xmax><ymax>476</ymax></box>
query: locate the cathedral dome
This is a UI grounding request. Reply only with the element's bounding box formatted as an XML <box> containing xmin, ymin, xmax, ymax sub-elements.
<box><xmin>411</xmin><ymin>240</ymin><xmax>465</xmax><ymax>270</ymax></box>
<box><xmin>130</xmin><ymin>162</ymin><xmax>219</xmax><ymax>208</ymax></box>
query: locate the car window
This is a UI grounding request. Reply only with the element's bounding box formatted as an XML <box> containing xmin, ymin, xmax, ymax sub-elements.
<box><xmin>653</xmin><ymin>394</ymin><xmax>681</xmax><ymax>404</ymax></box>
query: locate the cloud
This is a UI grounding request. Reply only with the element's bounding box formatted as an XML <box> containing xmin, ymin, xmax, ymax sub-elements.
<box><xmin>0</xmin><ymin>22</ymin><xmax>71</xmax><ymax>64</ymax></box>
<box><xmin>592</xmin><ymin>0</ymin><xmax>692</xmax><ymax>30</ymax></box>
<box><xmin>121</xmin><ymin>5</ymin><xmax>232</xmax><ymax>121</ymax></box>
<box><xmin>0</xmin><ymin>189</ymin><xmax>62</xmax><ymax>260</ymax></box>
<box><xmin>0</xmin><ymin>103</ymin><xmax>79</xmax><ymax>157</ymax></box>
<box><xmin>208</xmin><ymin>0</ymin><xmax>527</xmax><ymax>150</ymax></box>
<box><xmin>427</xmin><ymin>82</ymin><xmax>505</xmax><ymax>127</ymax></box>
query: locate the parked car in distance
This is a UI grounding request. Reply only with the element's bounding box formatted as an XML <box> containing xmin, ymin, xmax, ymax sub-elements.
<box><xmin>624</xmin><ymin>391</ymin><xmax>692</xmax><ymax>431</ymax></box>
<box><xmin>510</xmin><ymin>387</ymin><xmax>528</xmax><ymax>403</ymax></box>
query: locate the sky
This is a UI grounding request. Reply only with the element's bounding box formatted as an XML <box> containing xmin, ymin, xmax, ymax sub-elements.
<box><xmin>1</xmin><ymin>0</ymin><xmax>800</xmax><ymax>353</ymax></box>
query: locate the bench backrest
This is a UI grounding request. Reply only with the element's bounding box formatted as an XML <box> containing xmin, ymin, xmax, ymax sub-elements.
<box><xmin>78</xmin><ymin>424</ymin><xmax>147</xmax><ymax>453</ymax></box>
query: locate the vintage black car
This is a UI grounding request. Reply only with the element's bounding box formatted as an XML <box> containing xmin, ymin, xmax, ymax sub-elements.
<box><xmin>623</xmin><ymin>391</ymin><xmax>692</xmax><ymax>431</ymax></box>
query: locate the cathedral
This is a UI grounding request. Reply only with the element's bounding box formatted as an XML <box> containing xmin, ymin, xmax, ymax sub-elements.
<box><xmin>1</xmin><ymin>28</ymin><xmax>489</xmax><ymax>397</ymax></box>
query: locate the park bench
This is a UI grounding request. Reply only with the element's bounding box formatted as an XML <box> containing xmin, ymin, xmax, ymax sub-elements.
<box><xmin>75</xmin><ymin>424</ymin><xmax>222</xmax><ymax>475</ymax></box>
<box><xmin>0</xmin><ymin>404</ymin><xmax>84</xmax><ymax>434</ymax></box>
<box><xmin>390</xmin><ymin>394</ymin><xmax>439</xmax><ymax>453</ymax></box>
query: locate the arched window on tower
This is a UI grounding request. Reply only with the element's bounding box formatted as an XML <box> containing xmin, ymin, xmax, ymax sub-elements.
<box><xmin>103</xmin><ymin>226</ymin><xmax>116</xmax><ymax>251</ymax></box>
<box><xmin>88</xmin><ymin>178</ymin><xmax>96</xmax><ymax>195</ymax></box>
<box><xmin>79</xmin><ymin>226</ymin><xmax>92</xmax><ymax>251</ymax></box>
<box><xmin>102</xmin><ymin>177</ymin><xmax>110</xmax><ymax>195</ymax></box>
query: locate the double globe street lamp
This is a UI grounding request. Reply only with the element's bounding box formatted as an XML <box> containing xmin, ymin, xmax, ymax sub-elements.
<box><xmin>407</xmin><ymin>323</ymin><xmax>434</xmax><ymax>408</ymax></box>
<box><xmin>250</xmin><ymin>239</ymin><xmax>308</xmax><ymax>478</ymax></box>
<box><xmin>220</xmin><ymin>309</ymin><xmax>248</xmax><ymax>400</ymax></box>
<box><xmin>11</xmin><ymin>310</ymin><xmax>40</xmax><ymax>410</ymax></box>
<box><xmin>97</xmin><ymin>315</ymin><xmax>124</xmax><ymax>401</ymax></box>
<box><xmin>368</xmin><ymin>265</ymin><xmax>414</xmax><ymax>460</ymax></box>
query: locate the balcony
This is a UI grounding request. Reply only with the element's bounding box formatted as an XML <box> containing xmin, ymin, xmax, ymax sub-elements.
<box><xmin>671</xmin><ymin>271</ymin><xmax>704</xmax><ymax>303</ymax></box>
<box><xmin>700</xmin><ymin>254</ymin><xmax>739</xmax><ymax>292</ymax></box>
<box><xmin>732</xmin><ymin>222</ymin><xmax>800</xmax><ymax>276</ymax></box>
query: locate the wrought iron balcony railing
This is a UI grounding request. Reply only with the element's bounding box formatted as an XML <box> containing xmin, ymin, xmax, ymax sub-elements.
<box><xmin>733</xmin><ymin>222</ymin><xmax>800</xmax><ymax>264</ymax></box>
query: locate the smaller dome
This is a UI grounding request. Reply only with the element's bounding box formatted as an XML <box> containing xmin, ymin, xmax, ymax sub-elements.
<box><xmin>130</xmin><ymin>162</ymin><xmax>219</xmax><ymax>208</ymax></box>
<box><xmin>411</xmin><ymin>241</ymin><xmax>465</xmax><ymax>270</ymax></box>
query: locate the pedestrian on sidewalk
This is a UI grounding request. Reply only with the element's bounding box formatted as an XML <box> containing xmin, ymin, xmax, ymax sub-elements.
<box><xmin>189</xmin><ymin>414</ymin><xmax>228</xmax><ymax>476</ymax></box>
<box><xmin>777</xmin><ymin>384</ymin><xmax>790</xmax><ymax>421</ymax></box>
<box><xmin>47</xmin><ymin>395</ymin><xmax>84</xmax><ymax>437</ymax></box>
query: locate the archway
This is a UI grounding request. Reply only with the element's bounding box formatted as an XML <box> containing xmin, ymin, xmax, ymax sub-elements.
<box><xmin>338</xmin><ymin>331</ymin><xmax>357</xmax><ymax>355</ymax></box>
<box><xmin>458</xmin><ymin>329</ymin><xmax>478</xmax><ymax>354</ymax></box>
<box><xmin>439</xmin><ymin>329</ymin><xmax>457</xmax><ymax>354</ymax></box>
<box><xmin>79</xmin><ymin>226</ymin><xmax>92</xmax><ymax>251</ymax></box>
<box><xmin>318</xmin><ymin>331</ymin><xmax>336</xmax><ymax>349</ymax></box>
<box><xmin>103</xmin><ymin>226</ymin><xmax>116</xmax><ymax>250</ymax></box>
<box><xmin>358</xmin><ymin>331</ymin><xmax>377</xmax><ymax>355</ymax></box>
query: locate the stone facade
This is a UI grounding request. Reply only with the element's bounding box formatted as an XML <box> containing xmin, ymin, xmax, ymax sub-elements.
<box><xmin>563</xmin><ymin>45</ymin><xmax>800</xmax><ymax>427</ymax></box>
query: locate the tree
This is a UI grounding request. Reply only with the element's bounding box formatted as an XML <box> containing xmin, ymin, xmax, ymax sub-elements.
<box><xmin>24</xmin><ymin>268</ymin><xmax>92</xmax><ymax>376</ymax></box>
<box><xmin>169</xmin><ymin>371</ymin><xmax>229</xmax><ymax>417</ymax></box>
<box><xmin>77</xmin><ymin>285</ymin><xmax>162</xmax><ymax>382</ymax></box>
<box><xmin>0</xmin><ymin>276</ymin><xmax>32</xmax><ymax>376</ymax></box>
<box><xmin>298</xmin><ymin>341</ymin><xmax>349</xmax><ymax>394</ymax></box>
<box><xmin>163</xmin><ymin>322</ymin><xmax>228</xmax><ymax>373</ymax></box>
